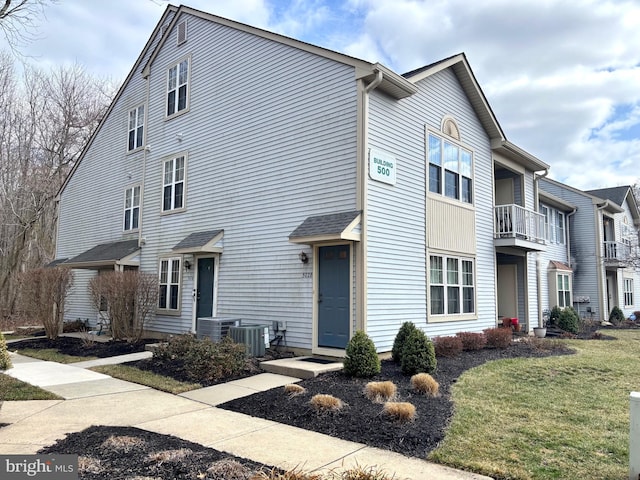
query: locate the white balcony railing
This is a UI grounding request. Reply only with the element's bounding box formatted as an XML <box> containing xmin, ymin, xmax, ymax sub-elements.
<box><xmin>494</xmin><ymin>204</ymin><xmax>546</xmax><ymax>244</ymax></box>
<box><xmin>603</xmin><ymin>241</ymin><xmax>631</xmax><ymax>263</ymax></box>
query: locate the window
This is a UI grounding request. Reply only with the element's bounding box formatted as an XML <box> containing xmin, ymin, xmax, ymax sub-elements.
<box><xmin>540</xmin><ymin>204</ymin><xmax>565</xmax><ymax>244</ymax></box>
<box><xmin>428</xmin><ymin>133</ymin><xmax>472</xmax><ymax>203</ymax></box>
<box><xmin>128</xmin><ymin>105</ymin><xmax>144</xmax><ymax>151</ymax></box>
<box><xmin>158</xmin><ymin>258</ymin><xmax>181</xmax><ymax>311</ymax></box>
<box><xmin>167</xmin><ymin>58</ymin><xmax>189</xmax><ymax>117</ymax></box>
<box><xmin>162</xmin><ymin>155</ymin><xmax>185</xmax><ymax>212</ymax></box>
<box><xmin>123</xmin><ymin>185</ymin><xmax>140</xmax><ymax>231</ymax></box>
<box><xmin>430</xmin><ymin>255</ymin><xmax>475</xmax><ymax>316</ymax></box>
<box><xmin>557</xmin><ymin>273</ymin><xmax>571</xmax><ymax>308</ymax></box>
<box><xmin>625</xmin><ymin>278</ymin><xmax>634</xmax><ymax>306</ymax></box>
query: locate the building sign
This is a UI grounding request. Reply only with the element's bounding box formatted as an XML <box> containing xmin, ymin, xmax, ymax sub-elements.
<box><xmin>369</xmin><ymin>148</ymin><xmax>396</xmax><ymax>185</ymax></box>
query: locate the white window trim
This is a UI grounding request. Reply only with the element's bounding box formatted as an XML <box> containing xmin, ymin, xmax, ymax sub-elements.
<box><xmin>624</xmin><ymin>278</ymin><xmax>634</xmax><ymax>307</ymax></box>
<box><xmin>428</xmin><ymin>252</ymin><xmax>477</xmax><ymax>322</ymax></box>
<box><xmin>166</xmin><ymin>55</ymin><xmax>191</xmax><ymax>119</ymax></box>
<box><xmin>157</xmin><ymin>256</ymin><xmax>182</xmax><ymax>314</ymax></box>
<box><xmin>426</xmin><ymin>128</ymin><xmax>474</xmax><ymax>206</ymax></box>
<box><xmin>161</xmin><ymin>153</ymin><xmax>187</xmax><ymax>214</ymax></box>
<box><xmin>123</xmin><ymin>184</ymin><xmax>141</xmax><ymax>232</ymax></box>
<box><xmin>557</xmin><ymin>272</ymin><xmax>571</xmax><ymax>308</ymax></box>
<box><xmin>127</xmin><ymin>104</ymin><xmax>145</xmax><ymax>152</ymax></box>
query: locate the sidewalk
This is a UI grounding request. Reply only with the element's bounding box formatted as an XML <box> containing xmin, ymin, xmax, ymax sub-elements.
<box><xmin>1</xmin><ymin>352</ymin><xmax>491</xmax><ymax>479</ymax></box>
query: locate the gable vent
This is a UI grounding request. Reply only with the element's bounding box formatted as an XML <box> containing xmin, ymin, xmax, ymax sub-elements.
<box><xmin>177</xmin><ymin>20</ymin><xmax>187</xmax><ymax>45</ymax></box>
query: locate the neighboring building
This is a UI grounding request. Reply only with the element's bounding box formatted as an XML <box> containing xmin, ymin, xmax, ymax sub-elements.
<box><xmin>539</xmin><ymin>179</ymin><xmax>640</xmax><ymax>321</ymax></box>
<box><xmin>54</xmin><ymin>4</ymin><xmax>559</xmax><ymax>355</ymax></box>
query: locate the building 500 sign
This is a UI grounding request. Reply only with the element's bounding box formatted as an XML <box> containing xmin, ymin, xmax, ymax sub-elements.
<box><xmin>369</xmin><ymin>148</ymin><xmax>396</xmax><ymax>185</ymax></box>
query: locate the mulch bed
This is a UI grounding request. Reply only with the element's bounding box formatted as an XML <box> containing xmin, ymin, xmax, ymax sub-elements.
<box><xmin>9</xmin><ymin>336</ymin><xmax>156</xmax><ymax>358</ymax></box>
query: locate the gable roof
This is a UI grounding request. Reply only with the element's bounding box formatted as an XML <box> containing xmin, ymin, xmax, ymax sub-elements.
<box><xmin>541</xmin><ymin>177</ymin><xmax>625</xmax><ymax>214</ymax></box>
<box><xmin>64</xmin><ymin>239</ymin><xmax>140</xmax><ymax>268</ymax></box>
<box><xmin>289</xmin><ymin>210</ymin><xmax>361</xmax><ymax>244</ymax></box>
<box><xmin>586</xmin><ymin>186</ymin><xmax>640</xmax><ymax>225</ymax></box>
<box><xmin>172</xmin><ymin>229</ymin><xmax>224</xmax><ymax>254</ymax></box>
<box><xmin>403</xmin><ymin>53</ymin><xmax>505</xmax><ymax>142</ymax></box>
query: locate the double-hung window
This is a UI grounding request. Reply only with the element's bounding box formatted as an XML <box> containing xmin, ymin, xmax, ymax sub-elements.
<box><xmin>123</xmin><ymin>185</ymin><xmax>140</xmax><ymax>231</ymax></box>
<box><xmin>162</xmin><ymin>155</ymin><xmax>185</xmax><ymax>212</ymax></box>
<box><xmin>428</xmin><ymin>133</ymin><xmax>473</xmax><ymax>204</ymax></box>
<box><xmin>128</xmin><ymin>105</ymin><xmax>144</xmax><ymax>151</ymax></box>
<box><xmin>167</xmin><ymin>58</ymin><xmax>189</xmax><ymax>117</ymax></box>
<box><xmin>158</xmin><ymin>258</ymin><xmax>181</xmax><ymax>311</ymax></box>
<box><xmin>540</xmin><ymin>204</ymin><xmax>565</xmax><ymax>244</ymax></box>
<box><xmin>430</xmin><ymin>255</ymin><xmax>475</xmax><ymax>316</ymax></box>
<box><xmin>557</xmin><ymin>273</ymin><xmax>571</xmax><ymax>308</ymax></box>
<box><xmin>624</xmin><ymin>278</ymin><xmax>634</xmax><ymax>306</ymax></box>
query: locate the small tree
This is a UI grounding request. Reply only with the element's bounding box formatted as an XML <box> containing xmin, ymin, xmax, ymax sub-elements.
<box><xmin>558</xmin><ymin>307</ymin><xmax>580</xmax><ymax>334</ymax></box>
<box><xmin>548</xmin><ymin>306</ymin><xmax>562</xmax><ymax>328</ymax></box>
<box><xmin>89</xmin><ymin>271</ymin><xmax>157</xmax><ymax>342</ymax></box>
<box><xmin>18</xmin><ymin>267</ymin><xmax>73</xmax><ymax>340</ymax></box>
<box><xmin>400</xmin><ymin>329</ymin><xmax>437</xmax><ymax>375</ymax></box>
<box><xmin>343</xmin><ymin>331</ymin><xmax>381</xmax><ymax>378</ymax></box>
<box><xmin>609</xmin><ymin>306</ymin><xmax>625</xmax><ymax>326</ymax></box>
<box><xmin>0</xmin><ymin>331</ymin><xmax>11</xmax><ymax>370</ymax></box>
<box><xmin>392</xmin><ymin>321</ymin><xmax>418</xmax><ymax>364</ymax></box>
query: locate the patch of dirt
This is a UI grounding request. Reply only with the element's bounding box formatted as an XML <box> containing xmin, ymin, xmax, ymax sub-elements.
<box><xmin>10</xmin><ymin>336</ymin><xmax>155</xmax><ymax>358</ymax></box>
<box><xmin>220</xmin><ymin>340</ymin><xmax>574</xmax><ymax>459</ymax></box>
<box><xmin>39</xmin><ymin>425</ymin><xmax>272</xmax><ymax>480</ymax></box>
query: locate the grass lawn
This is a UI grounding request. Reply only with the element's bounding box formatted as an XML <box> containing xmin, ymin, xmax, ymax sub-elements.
<box><xmin>430</xmin><ymin>330</ymin><xmax>639</xmax><ymax>479</ymax></box>
<box><xmin>0</xmin><ymin>373</ymin><xmax>62</xmax><ymax>400</ymax></box>
<box><xmin>90</xmin><ymin>364</ymin><xmax>202</xmax><ymax>394</ymax></box>
<box><xmin>13</xmin><ymin>348</ymin><xmax>98</xmax><ymax>364</ymax></box>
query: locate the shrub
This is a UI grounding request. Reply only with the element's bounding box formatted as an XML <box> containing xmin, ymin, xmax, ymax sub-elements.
<box><xmin>558</xmin><ymin>307</ymin><xmax>580</xmax><ymax>333</ymax></box>
<box><xmin>336</xmin><ymin>465</ymin><xmax>394</xmax><ymax>480</ymax></box>
<box><xmin>548</xmin><ymin>306</ymin><xmax>562</xmax><ymax>328</ymax></box>
<box><xmin>0</xmin><ymin>331</ymin><xmax>12</xmax><ymax>370</ymax></box>
<box><xmin>309</xmin><ymin>394</ymin><xmax>344</xmax><ymax>412</ymax></box>
<box><xmin>433</xmin><ymin>335</ymin><xmax>463</xmax><ymax>358</ymax></box>
<box><xmin>609</xmin><ymin>306</ymin><xmax>625</xmax><ymax>326</ymax></box>
<box><xmin>483</xmin><ymin>327</ymin><xmax>512</xmax><ymax>349</ymax></box>
<box><xmin>283</xmin><ymin>384</ymin><xmax>306</xmax><ymax>397</ymax></box>
<box><xmin>382</xmin><ymin>402</ymin><xmax>416</xmax><ymax>422</ymax></box>
<box><xmin>411</xmin><ymin>373</ymin><xmax>439</xmax><ymax>396</ymax></box>
<box><xmin>253</xmin><ymin>466</ymin><xmax>322</xmax><ymax>480</ymax></box>
<box><xmin>153</xmin><ymin>334</ymin><xmax>245</xmax><ymax>383</ymax></box>
<box><xmin>400</xmin><ymin>328</ymin><xmax>436</xmax><ymax>375</ymax></box>
<box><xmin>364</xmin><ymin>381</ymin><xmax>397</xmax><ymax>403</ymax></box>
<box><xmin>343</xmin><ymin>331</ymin><xmax>380</xmax><ymax>378</ymax></box>
<box><xmin>17</xmin><ymin>267</ymin><xmax>74</xmax><ymax>340</ymax></box>
<box><xmin>455</xmin><ymin>331</ymin><xmax>487</xmax><ymax>351</ymax></box>
<box><xmin>391</xmin><ymin>321</ymin><xmax>418</xmax><ymax>363</ymax></box>
<box><xmin>206</xmin><ymin>459</ymin><xmax>253</xmax><ymax>480</ymax></box>
<box><xmin>63</xmin><ymin>318</ymin><xmax>88</xmax><ymax>333</ymax></box>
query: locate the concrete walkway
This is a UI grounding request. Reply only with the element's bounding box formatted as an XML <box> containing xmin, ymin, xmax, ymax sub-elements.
<box><xmin>0</xmin><ymin>352</ymin><xmax>491</xmax><ymax>479</ymax></box>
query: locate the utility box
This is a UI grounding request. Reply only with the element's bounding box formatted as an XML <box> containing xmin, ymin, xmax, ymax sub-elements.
<box><xmin>229</xmin><ymin>324</ymin><xmax>269</xmax><ymax>357</ymax></box>
<box><xmin>196</xmin><ymin>318</ymin><xmax>240</xmax><ymax>342</ymax></box>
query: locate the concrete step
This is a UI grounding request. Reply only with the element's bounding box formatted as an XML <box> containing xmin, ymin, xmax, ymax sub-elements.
<box><xmin>260</xmin><ymin>357</ymin><xmax>343</xmax><ymax>379</ymax></box>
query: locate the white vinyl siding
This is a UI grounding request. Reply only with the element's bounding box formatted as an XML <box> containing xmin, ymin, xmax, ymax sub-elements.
<box><xmin>128</xmin><ymin>105</ymin><xmax>144</xmax><ymax>151</ymax></box>
<box><xmin>167</xmin><ymin>57</ymin><xmax>189</xmax><ymax>117</ymax></box>
<box><xmin>123</xmin><ymin>185</ymin><xmax>140</xmax><ymax>231</ymax></box>
<box><xmin>162</xmin><ymin>155</ymin><xmax>186</xmax><ymax>212</ymax></box>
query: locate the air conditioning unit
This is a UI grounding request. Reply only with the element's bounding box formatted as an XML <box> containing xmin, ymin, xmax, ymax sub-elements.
<box><xmin>229</xmin><ymin>324</ymin><xmax>269</xmax><ymax>357</ymax></box>
<box><xmin>196</xmin><ymin>317</ymin><xmax>240</xmax><ymax>342</ymax></box>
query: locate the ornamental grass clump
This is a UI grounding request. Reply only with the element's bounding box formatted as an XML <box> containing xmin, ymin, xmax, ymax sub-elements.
<box><xmin>455</xmin><ymin>331</ymin><xmax>487</xmax><ymax>351</ymax></box>
<box><xmin>364</xmin><ymin>381</ymin><xmax>397</xmax><ymax>403</ymax></box>
<box><xmin>343</xmin><ymin>331</ymin><xmax>380</xmax><ymax>378</ymax></box>
<box><xmin>483</xmin><ymin>327</ymin><xmax>512</xmax><ymax>349</ymax></box>
<box><xmin>283</xmin><ymin>384</ymin><xmax>306</xmax><ymax>397</ymax></box>
<box><xmin>0</xmin><ymin>331</ymin><xmax>12</xmax><ymax>370</ymax></box>
<box><xmin>433</xmin><ymin>335</ymin><xmax>463</xmax><ymax>358</ymax></box>
<box><xmin>411</xmin><ymin>373</ymin><xmax>439</xmax><ymax>397</ymax></box>
<box><xmin>382</xmin><ymin>402</ymin><xmax>416</xmax><ymax>422</ymax></box>
<box><xmin>400</xmin><ymin>328</ymin><xmax>436</xmax><ymax>375</ymax></box>
<box><xmin>391</xmin><ymin>321</ymin><xmax>418</xmax><ymax>363</ymax></box>
<box><xmin>309</xmin><ymin>394</ymin><xmax>344</xmax><ymax>413</ymax></box>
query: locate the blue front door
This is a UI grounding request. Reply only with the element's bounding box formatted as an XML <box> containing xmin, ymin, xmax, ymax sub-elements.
<box><xmin>318</xmin><ymin>245</ymin><xmax>350</xmax><ymax>348</ymax></box>
<box><xmin>196</xmin><ymin>258</ymin><xmax>215</xmax><ymax>331</ymax></box>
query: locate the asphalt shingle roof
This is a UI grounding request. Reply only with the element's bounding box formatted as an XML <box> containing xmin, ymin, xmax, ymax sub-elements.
<box><xmin>289</xmin><ymin>210</ymin><xmax>361</xmax><ymax>239</ymax></box>
<box><xmin>66</xmin><ymin>239</ymin><xmax>139</xmax><ymax>264</ymax></box>
<box><xmin>172</xmin><ymin>230</ymin><xmax>223</xmax><ymax>250</ymax></box>
<box><xmin>585</xmin><ymin>186</ymin><xmax>630</xmax><ymax>207</ymax></box>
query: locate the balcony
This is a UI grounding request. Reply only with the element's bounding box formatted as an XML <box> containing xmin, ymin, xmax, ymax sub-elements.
<box><xmin>494</xmin><ymin>204</ymin><xmax>546</xmax><ymax>252</ymax></box>
<box><xmin>603</xmin><ymin>241</ymin><xmax>631</xmax><ymax>267</ymax></box>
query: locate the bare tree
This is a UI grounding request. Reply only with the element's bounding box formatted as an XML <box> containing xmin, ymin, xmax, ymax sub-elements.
<box><xmin>0</xmin><ymin>0</ymin><xmax>56</xmax><ymax>54</ymax></box>
<box><xmin>0</xmin><ymin>53</ymin><xmax>114</xmax><ymax>316</ymax></box>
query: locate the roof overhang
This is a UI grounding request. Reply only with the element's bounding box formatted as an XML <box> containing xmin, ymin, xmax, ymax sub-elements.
<box><xmin>172</xmin><ymin>229</ymin><xmax>224</xmax><ymax>254</ymax></box>
<box><xmin>289</xmin><ymin>211</ymin><xmax>361</xmax><ymax>244</ymax></box>
<box><xmin>594</xmin><ymin>198</ymin><xmax>624</xmax><ymax>214</ymax></box>
<box><xmin>492</xmin><ymin>140</ymin><xmax>549</xmax><ymax>173</ymax></box>
<box><xmin>539</xmin><ymin>190</ymin><xmax>576</xmax><ymax>212</ymax></box>
<box><xmin>63</xmin><ymin>239</ymin><xmax>140</xmax><ymax>269</ymax></box>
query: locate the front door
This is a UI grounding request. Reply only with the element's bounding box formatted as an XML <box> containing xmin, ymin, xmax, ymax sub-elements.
<box><xmin>196</xmin><ymin>258</ymin><xmax>215</xmax><ymax>328</ymax></box>
<box><xmin>318</xmin><ymin>245</ymin><xmax>350</xmax><ymax>349</ymax></box>
<box><xmin>497</xmin><ymin>264</ymin><xmax>518</xmax><ymax>319</ymax></box>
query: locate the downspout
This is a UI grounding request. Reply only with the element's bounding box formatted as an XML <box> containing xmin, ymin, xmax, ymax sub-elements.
<box><xmin>356</xmin><ymin>69</ymin><xmax>383</xmax><ymax>335</ymax></box>
<box><xmin>138</xmin><ymin>73</ymin><xmax>151</xmax><ymax>251</ymax></box>
<box><xmin>595</xmin><ymin>202</ymin><xmax>608</xmax><ymax>321</ymax></box>
<box><xmin>534</xmin><ymin>168</ymin><xmax>549</xmax><ymax>330</ymax></box>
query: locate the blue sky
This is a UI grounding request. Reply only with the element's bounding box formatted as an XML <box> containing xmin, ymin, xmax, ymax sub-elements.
<box><xmin>14</xmin><ymin>0</ymin><xmax>640</xmax><ymax>190</ymax></box>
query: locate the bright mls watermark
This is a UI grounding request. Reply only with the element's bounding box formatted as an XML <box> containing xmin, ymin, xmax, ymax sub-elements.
<box><xmin>0</xmin><ymin>455</ymin><xmax>78</xmax><ymax>479</ymax></box>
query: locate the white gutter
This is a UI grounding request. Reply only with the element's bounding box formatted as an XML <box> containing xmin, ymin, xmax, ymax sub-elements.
<box><xmin>138</xmin><ymin>74</ymin><xmax>151</xmax><ymax>249</ymax></box>
<box><xmin>534</xmin><ymin>168</ymin><xmax>549</xmax><ymax>331</ymax></box>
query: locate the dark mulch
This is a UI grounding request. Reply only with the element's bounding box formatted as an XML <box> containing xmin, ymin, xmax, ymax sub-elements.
<box><xmin>39</xmin><ymin>425</ymin><xmax>273</xmax><ymax>480</ymax></box>
<box><xmin>10</xmin><ymin>336</ymin><xmax>155</xmax><ymax>358</ymax></box>
<box><xmin>219</xmin><ymin>340</ymin><xmax>574</xmax><ymax>459</ymax></box>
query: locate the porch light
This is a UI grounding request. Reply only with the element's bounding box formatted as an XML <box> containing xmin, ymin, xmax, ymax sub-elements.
<box><xmin>184</xmin><ymin>260</ymin><xmax>191</xmax><ymax>271</ymax></box>
<box><xmin>299</xmin><ymin>251</ymin><xmax>309</xmax><ymax>264</ymax></box>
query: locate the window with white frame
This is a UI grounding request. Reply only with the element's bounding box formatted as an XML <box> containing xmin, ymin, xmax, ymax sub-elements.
<box><xmin>540</xmin><ymin>204</ymin><xmax>565</xmax><ymax>244</ymax></box>
<box><xmin>624</xmin><ymin>278</ymin><xmax>634</xmax><ymax>306</ymax></box>
<box><xmin>123</xmin><ymin>185</ymin><xmax>140</xmax><ymax>231</ymax></box>
<box><xmin>428</xmin><ymin>133</ymin><xmax>473</xmax><ymax>204</ymax></box>
<box><xmin>167</xmin><ymin>58</ymin><xmax>189</xmax><ymax>117</ymax></box>
<box><xmin>162</xmin><ymin>155</ymin><xmax>185</xmax><ymax>212</ymax></box>
<box><xmin>557</xmin><ymin>273</ymin><xmax>571</xmax><ymax>308</ymax></box>
<box><xmin>158</xmin><ymin>258</ymin><xmax>181</xmax><ymax>311</ymax></box>
<box><xmin>128</xmin><ymin>105</ymin><xmax>144</xmax><ymax>151</ymax></box>
<box><xmin>430</xmin><ymin>255</ymin><xmax>475</xmax><ymax>315</ymax></box>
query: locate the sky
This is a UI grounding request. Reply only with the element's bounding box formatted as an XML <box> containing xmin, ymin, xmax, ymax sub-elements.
<box><xmin>12</xmin><ymin>0</ymin><xmax>640</xmax><ymax>190</ymax></box>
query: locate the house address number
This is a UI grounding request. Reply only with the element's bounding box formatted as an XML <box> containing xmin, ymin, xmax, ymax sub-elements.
<box><xmin>302</xmin><ymin>272</ymin><xmax>312</xmax><ymax>279</ymax></box>
<box><xmin>369</xmin><ymin>148</ymin><xmax>397</xmax><ymax>185</ymax></box>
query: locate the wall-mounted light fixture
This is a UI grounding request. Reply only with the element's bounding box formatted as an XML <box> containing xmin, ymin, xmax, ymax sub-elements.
<box><xmin>299</xmin><ymin>251</ymin><xmax>309</xmax><ymax>264</ymax></box>
<box><xmin>184</xmin><ymin>260</ymin><xmax>191</xmax><ymax>271</ymax></box>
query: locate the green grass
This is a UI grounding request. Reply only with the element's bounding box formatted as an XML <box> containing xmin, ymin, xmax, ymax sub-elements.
<box><xmin>14</xmin><ymin>348</ymin><xmax>98</xmax><ymax>364</ymax></box>
<box><xmin>89</xmin><ymin>364</ymin><xmax>202</xmax><ymax>394</ymax></box>
<box><xmin>429</xmin><ymin>330</ymin><xmax>640</xmax><ymax>479</ymax></box>
<box><xmin>0</xmin><ymin>373</ymin><xmax>62</xmax><ymax>400</ymax></box>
